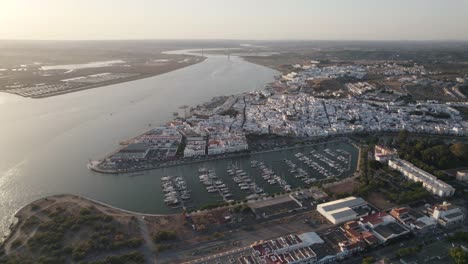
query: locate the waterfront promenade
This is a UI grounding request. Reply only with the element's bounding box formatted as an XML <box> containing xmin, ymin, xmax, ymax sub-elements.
<box><xmin>89</xmin><ymin>138</ymin><xmax>350</xmax><ymax>174</ymax></box>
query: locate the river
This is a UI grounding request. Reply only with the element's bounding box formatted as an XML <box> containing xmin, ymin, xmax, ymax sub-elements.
<box><xmin>0</xmin><ymin>51</ymin><xmax>279</xmax><ymax>238</ymax></box>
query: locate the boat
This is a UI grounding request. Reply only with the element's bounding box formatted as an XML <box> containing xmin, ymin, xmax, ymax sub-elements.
<box><xmin>198</xmin><ymin>167</ymin><xmax>208</xmax><ymax>174</ymax></box>
<box><xmin>181</xmin><ymin>194</ymin><xmax>191</xmax><ymax>200</ymax></box>
<box><xmin>164</xmin><ymin>198</ymin><xmax>179</xmax><ymax>205</ymax></box>
<box><xmin>254</xmin><ymin>186</ymin><xmax>264</xmax><ymax>194</ymax></box>
<box><xmin>233</xmin><ymin>177</ymin><xmax>243</xmax><ymax>183</ymax></box>
<box><xmin>246</xmin><ymin>194</ymin><xmax>259</xmax><ymax>200</ymax></box>
<box><xmin>161</xmin><ymin>176</ymin><xmax>172</xmax><ymax>181</ymax></box>
<box><xmin>202</xmin><ymin>180</ymin><xmax>213</xmax><ymax>186</ymax></box>
<box><xmin>250</xmin><ymin>160</ymin><xmax>259</xmax><ymax>168</ymax></box>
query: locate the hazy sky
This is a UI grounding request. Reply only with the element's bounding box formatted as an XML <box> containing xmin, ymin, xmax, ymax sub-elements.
<box><xmin>1</xmin><ymin>0</ymin><xmax>468</xmax><ymax>41</ymax></box>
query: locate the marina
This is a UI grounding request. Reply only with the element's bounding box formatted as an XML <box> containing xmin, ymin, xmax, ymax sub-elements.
<box><xmin>199</xmin><ymin>167</ymin><xmax>234</xmax><ymax>203</ymax></box>
<box><xmin>161</xmin><ymin>175</ymin><xmax>191</xmax><ymax>207</ymax></box>
<box><xmin>148</xmin><ymin>141</ymin><xmax>358</xmax><ymax>212</ymax></box>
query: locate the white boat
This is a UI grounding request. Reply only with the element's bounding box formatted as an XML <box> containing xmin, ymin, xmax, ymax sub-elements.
<box><xmin>254</xmin><ymin>187</ymin><xmax>264</xmax><ymax>194</ymax></box>
<box><xmin>246</xmin><ymin>194</ymin><xmax>259</xmax><ymax>200</ymax></box>
<box><xmin>161</xmin><ymin>176</ymin><xmax>172</xmax><ymax>181</ymax></box>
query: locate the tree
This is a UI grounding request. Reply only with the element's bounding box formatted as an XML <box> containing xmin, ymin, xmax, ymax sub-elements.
<box><xmin>449</xmin><ymin>247</ymin><xmax>468</xmax><ymax>264</ymax></box>
<box><xmin>362</xmin><ymin>256</ymin><xmax>375</xmax><ymax>264</ymax></box>
<box><xmin>369</xmin><ymin>160</ymin><xmax>383</xmax><ymax>170</ymax></box>
<box><xmin>451</xmin><ymin>142</ymin><xmax>468</xmax><ymax>160</ymax></box>
<box><xmin>397</xmin><ymin>130</ymin><xmax>409</xmax><ymax>146</ymax></box>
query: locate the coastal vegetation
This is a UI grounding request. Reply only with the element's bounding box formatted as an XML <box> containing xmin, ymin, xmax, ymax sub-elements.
<box><xmin>199</xmin><ymin>202</ymin><xmax>229</xmax><ymax>211</ymax></box>
<box><xmin>153</xmin><ymin>230</ymin><xmax>177</xmax><ymax>243</ymax></box>
<box><xmin>86</xmin><ymin>252</ymin><xmax>145</xmax><ymax>264</ymax></box>
<box><xmin>0</xmin><ymin>196</ymin><xmax>143</xmax><ymax>264</ymax></box>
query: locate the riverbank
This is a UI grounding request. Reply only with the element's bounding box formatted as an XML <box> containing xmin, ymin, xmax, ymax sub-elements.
<box><xmin>2</xmin><ymin>57</ymin><xmax>206</xmax><ymax>99</ymax></box>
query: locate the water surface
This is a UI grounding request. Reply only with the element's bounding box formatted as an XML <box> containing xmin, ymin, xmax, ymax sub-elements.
<box><xmin>0</xmin><ymin>53</ymin><xmax>278</xmax><ymax>237</ymax></box>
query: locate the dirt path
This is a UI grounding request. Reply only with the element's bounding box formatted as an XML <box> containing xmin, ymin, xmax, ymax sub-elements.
<box><xmin>137</xmin><ymin>216</ymin><xmax>157</xmax><ymax>264</ymax></box>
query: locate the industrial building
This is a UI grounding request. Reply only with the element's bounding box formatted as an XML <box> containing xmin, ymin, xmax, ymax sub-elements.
<box><xmin>316</xmin><ymin>197</ymin><xmax>369</xmax><ymax>224</ymax></box>
<box><xmin>388</xmin><ymin>158</ymin><xmax>455</xmax><ymax>197</ymax></box>
<box><xmin>249</xmin><ymin>195</ymin><xmax>302</xmax><ymax>219</ymax></box>
<box><xmin>111</xmin><ymin>142</ymin><xmax>150</xmax><ymax>160</ymax></box>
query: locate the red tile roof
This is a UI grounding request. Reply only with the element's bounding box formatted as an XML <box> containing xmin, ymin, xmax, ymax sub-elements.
<box><xmin>360</xmin><ymin>212</ymin><xmax>388</xmax><ymax>225</ymax></box>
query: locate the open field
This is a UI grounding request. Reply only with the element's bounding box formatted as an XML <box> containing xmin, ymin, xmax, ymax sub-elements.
<box><xmin>324</xmin><ymin>178</ymin><xmax>361</xmax><ymax>195</ymax></box>
<box><xmin>366</xmin><ymin>192</ymin><xmax>397</xmax><ymax>211</ymax></box>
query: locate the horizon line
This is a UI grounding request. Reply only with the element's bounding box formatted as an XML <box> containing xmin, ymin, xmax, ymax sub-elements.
<box><xmin>1</xmin><ymin>38</ymin><xmax>468</xmax><ymax>43</ymax></box>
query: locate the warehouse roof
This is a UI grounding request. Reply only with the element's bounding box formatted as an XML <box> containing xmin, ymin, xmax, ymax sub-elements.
<box><xmin>318</xmin><ymin>197</ymin><xmax>366</xmax><ymax>212</ymax></box>
<box><xmin>329</xmin><ymin>207</ymin><xmax>357</xmax><ymax>219</ymax></box>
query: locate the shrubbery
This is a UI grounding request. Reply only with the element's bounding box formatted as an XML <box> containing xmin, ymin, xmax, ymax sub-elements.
<box><xmin>199</xmin><ymin>202</ymin><xmax>227</xmax><ymax>211</ymax></box>
<box><xmin>396</xmin><ymin>245</ymin><xmax>422</xmax><ymax>257</ymax></box>
<box><xmin>87</xmin><ymin>251</ymin><xmax>145</xmax><ymax>264</ymax></box>
<box><xmin>448</xmin><ymin>231</ymin><xmax>468</xmax><ymax>243</ymax></box>
<box><xmin>17</xmin><ymin>205</ymin><xmax>142</xmax><ymax>262</ymax></box>
<box><xmin>153</xmin><ymin>230</ymin><xmax>177</xmax><ymax>243</ymax></box>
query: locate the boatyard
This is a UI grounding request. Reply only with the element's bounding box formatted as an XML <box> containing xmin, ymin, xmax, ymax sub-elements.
<box><xmin>153</xmin><ymin>141</ymin><xmax>358</xmax><ymax>211</ymax></box>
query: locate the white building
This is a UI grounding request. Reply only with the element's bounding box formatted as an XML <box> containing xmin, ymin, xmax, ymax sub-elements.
<box><xmin>359</xmin><ymin>212</ymin><xmax>410</xmax><ymax>244</ymax></box>
<box><xmin>184</xmin><ymin>137</ymin><xmax>207</xmax><ymax>157</ymax></box>
<box><xmin>374</xmin><ymin>145</ymin><xmax>396</xmax><ymax>163</ymax></box>
<box><xmin>456</xmin><ymin>170</ymin><xmax>468</xmax><ymax>182</ymax></box>
<box><xmin>429</xmin><ymin>202</ymin><xmax>465</xmax><ymax>227</ymax></box>
<box><xmin>316</xmin><ymin>197</ymin><xmax>369</xmax><ymax>224</ymax></box>
<box><xmin>388</xmin><ymin>158</ymin><xmax>455</xmax><ymax>197</ymax></box>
